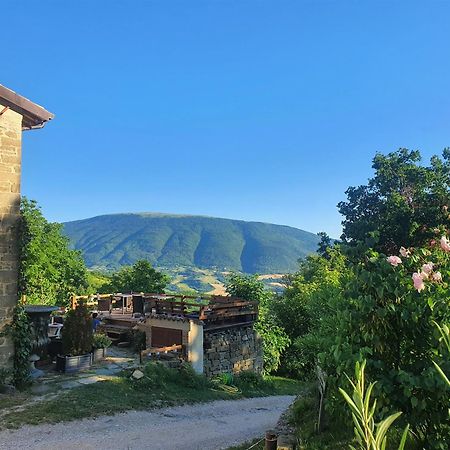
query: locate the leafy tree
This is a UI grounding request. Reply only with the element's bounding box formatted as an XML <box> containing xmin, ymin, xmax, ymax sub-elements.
<box><xmin>106</xmin><ymin>259</ymin><xmax>169</xmax><ymax>293</ymax></box>
<box><xmin>275</xmin><ymin>245</ymin><xmax>347</xmax><ymax>378</ymax></box>
<box><xmin>225</xmin><ymin>273</ymin><xmax>290</xmax><ymax>374</ymax></box>
<box><xmin>86</xmin><ymin>270</ymin><xmax>111</xmax><ymax>294</ymax></box>
<box><xmin>338</xmin><ymin>149</ymin><xmax>450</xmax><ymax>254</ymax></box>
<box><xmin>19</xmin><ymin>198</ymin><xmax>88</xmax><ymax>306</ymax></box>
<box><xmin>317</xmin><ymin>231</ymin><xmax>332</xmax><ymax>258</ymax></box>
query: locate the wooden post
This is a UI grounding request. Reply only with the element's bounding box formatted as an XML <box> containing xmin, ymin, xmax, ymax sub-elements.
<box><xmin>265</xmin><ymin>430</ymin><xmax>277</xmax><ymax>450</ymax></box>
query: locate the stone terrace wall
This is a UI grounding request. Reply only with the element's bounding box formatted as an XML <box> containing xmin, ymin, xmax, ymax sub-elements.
<box><xmin>203</xmin><ymin>324</ymin><xmax>263</xmax><ymax>377</ymax></box>
<box><xmin>0</xmin><ymin>104</ymin><xmax>22</xmax><ymax>369</ymax></box>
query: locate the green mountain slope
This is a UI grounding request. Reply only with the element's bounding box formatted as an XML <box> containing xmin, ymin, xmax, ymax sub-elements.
<box><xmin>63</xmin><ymin>213</ymin><xmax>320</xmax><ymax>274</ymax></box>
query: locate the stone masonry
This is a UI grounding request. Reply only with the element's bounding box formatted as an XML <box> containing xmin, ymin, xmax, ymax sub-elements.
<box><xmin>0</xmin><ymin>103</ymin><xmax>22</xmax><ymax>369</ymax></box>
<box><xmin>203</xmin><ymin>325</ymin><xmax>263</xmax><ymax>377</ymax></box>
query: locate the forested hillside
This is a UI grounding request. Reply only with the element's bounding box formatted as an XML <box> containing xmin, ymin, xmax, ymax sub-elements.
<box><xmin>63</xmin><ymin>213</ymin><xmax>319</xmax><ymax>273</ymax></box>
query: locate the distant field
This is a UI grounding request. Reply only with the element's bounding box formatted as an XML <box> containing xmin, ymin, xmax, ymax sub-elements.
<box><xmin>164</xmin><ymin>267</ymin><xmax>286</xmax><ymax>295</ymax></box>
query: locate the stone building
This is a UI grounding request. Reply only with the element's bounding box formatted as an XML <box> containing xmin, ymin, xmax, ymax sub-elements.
<box><xmin>95</xmin><ymin>293</ymin><xmax>264</xmax><ymax>376</ymax></box>
<box><xmin>0</xmin><ymin>85</ymin><xmax>53</xmax><ymax>369</ymax></box>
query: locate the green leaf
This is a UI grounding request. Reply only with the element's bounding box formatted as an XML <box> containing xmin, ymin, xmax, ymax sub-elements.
<box><xmin>398</xmin><ymin>424</ymin><xmax>410</xmax><ymax>450</ymax></box>
<box><xmin>375</xmin><ymin>412</ymin><xmax>402</xmax><ymax>447</ymax></box>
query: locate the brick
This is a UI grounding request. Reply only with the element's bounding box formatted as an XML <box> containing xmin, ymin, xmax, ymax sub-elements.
<box><xmin>0</xmin><ymin>155</ymin><xmax>21</xmax><ymax>164</ymax></box>
<box><xmin>0</xmin><ymin>137</ymin><xmax>21</xmax><ymax>147</ymax></box>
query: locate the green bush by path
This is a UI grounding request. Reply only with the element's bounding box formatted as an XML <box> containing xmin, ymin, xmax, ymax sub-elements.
<box><xmin>225</xmin><ymin>273</ymin><xmax>290</xmax><ymax>374</ymax></box>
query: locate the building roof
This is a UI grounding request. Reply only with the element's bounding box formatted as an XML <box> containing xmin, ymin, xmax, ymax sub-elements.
<box><xmin>0</xmin><ymin>84</ymin><xmax>54</xmax><ymax>130</ymax></box>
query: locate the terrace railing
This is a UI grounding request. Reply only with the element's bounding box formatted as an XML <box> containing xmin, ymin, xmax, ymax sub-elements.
<box><xmin>70</xmin><ymin>292</ymin><xmax>258</xmax><ymax>326</ymax></box>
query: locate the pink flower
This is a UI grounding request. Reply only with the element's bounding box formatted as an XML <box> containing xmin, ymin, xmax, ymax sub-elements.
<box><xmin>399</xmin><ymin>247</ymin><xmax>411</xmax><ymax>258</ymax></box>
<box><xmin>432</xmin><ymin>271</ymin><xmax>442</xmax><ymax>282</ymax></box>
<box><xmin>387</xmin><ymin>255</ymin><xmax>402</xmax><ymax>267</ymax></box>
<box><xmin>440</xmin><ymin>236</ymin><xmax>450</xmax><ymax>252</ymax></box>
<box><xmin>422</xmin><ymin>262</ymin><xmax>434</xmax><ymax>274</ymax></box>
<box><xmin>412</xmin><ymin>272</ymin><xmax>425</xmax><ymax>292</ymax></box>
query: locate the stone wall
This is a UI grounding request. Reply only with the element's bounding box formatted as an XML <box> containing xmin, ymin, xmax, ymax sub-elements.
<box><xmin>0</xmin><ymin>104</ymin><xmax>22</xmax><ymax>369</ymax></box>
<box><xmin>203</xmin><ymin>324</ymin><xmax>263</xmax><ymax>377</ymax></box>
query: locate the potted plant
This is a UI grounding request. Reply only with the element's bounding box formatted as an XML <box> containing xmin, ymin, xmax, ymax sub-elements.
<box><xmin>92</xmin><ymin>333</ymin><xmax>112</xmax><ymax>362</ymax></box>
<box><xmin>56</xmin><ymin>302</ymin><xmax>93</xmax><ymax>373</ymax></box>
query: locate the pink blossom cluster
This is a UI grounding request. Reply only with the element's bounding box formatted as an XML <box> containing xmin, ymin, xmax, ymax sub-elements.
<box><xmin>412</xmin><ymin>263</ymin><xmax>442</xmax><ymax>292</ymax></box>
<box><xmin>386</xmin><ymin>243</ymin><xmax>445</xmax><ymax>292</ymax></box>
<box><xmin>386</xmin><ymin>255</ymin><xmax>402</xmax><ymax>266</ymax></box>
<box><xmin>440</xmin><ymin>236</ymin><xmax>450</xmax><ymax>252</ymax></box>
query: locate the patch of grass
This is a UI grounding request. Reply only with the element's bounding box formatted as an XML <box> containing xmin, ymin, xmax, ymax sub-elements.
<box><xmin>289</xmin><ymin>384</ymin><xmax>352</xmax><ymax>450</ymax></box>
<box><xmin>1</xmin><ymin>365</ymin><xmax>302</xmax><ymax>429</ymax></box>
<box><xmin>0</xmin><ymin>393</ymin><xmax>29</xmax><ymax>411</ymax></box>
<box><xmin>267</xmin><ymin>376</ymin><xmax>305</xmax><ymax>396</ymax></box>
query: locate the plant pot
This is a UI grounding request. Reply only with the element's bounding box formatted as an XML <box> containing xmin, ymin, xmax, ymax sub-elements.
<box><xmin>91</xmin><ymin>347</ymin><xmax>107</xmax><ymax>362</ymax></box>
<box><xmin>56</xmin><ymin>354</ymin><xmax>92</xmax><ymax>373</ymax></box>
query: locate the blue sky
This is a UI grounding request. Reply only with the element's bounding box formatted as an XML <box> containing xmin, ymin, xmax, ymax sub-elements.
<box><xmin>3</xmin><ymin>1</ymin><xmax>450</xmax><ymax>238</ymax></box>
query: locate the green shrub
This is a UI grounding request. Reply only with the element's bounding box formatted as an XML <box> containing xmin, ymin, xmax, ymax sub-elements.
<box><xmin>92</xmin><ymin>333</ymin><xmax>112</xmax><ymax>349</ymax></box>
<box><xmin>138</xmin><ymin>361</ymin><xmax>208</xmax><ymax>390</ymax></box>
<box><xmin>333</xmin><ymin>244</ymin><xmax>450</xmax><ymax>448</ymax></box>
<box><xmin>0</xmin><ymin>304</ymin><xmax>32</xmax><ymax>390</ymax></box>
<box><xmin>11</xmin><ymin>304</ymin><xmax>32</xmax><ymax>389</ymax></box>
<box><xmin>178</xmin><ymin>362</ymin><xmax>209</xmax><ymax>389</ymax></box>
<box><xmin>232</xmin><ymin>371</ymin><xmax>275</xmax><ymax>395</ymax></box>
<box><xmin>274</xmin><ymin>246</ymin><xmax>347</xmax><ymax>380</ymax></box>
<box><xmin>234</xmin><ymin>371</ymin><xmax>265</xmax><ymax>389</ymax></box>
<box><xmin>141</xmin><ymin>362</ymin><xmax>177</xmax><ymax>387</ymax></box>
<box><xmin>62</xmin><ymin>302</ymin><xmax>93</xmax><ymax>356</ymax></box>
<box><xmin>225</xmin><ymin>273</ymin><xmax>290</xmax><ymax>373</ymax></box>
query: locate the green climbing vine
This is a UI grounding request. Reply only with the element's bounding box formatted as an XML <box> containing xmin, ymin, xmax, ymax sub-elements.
<box><xmin>11</xmin><ymin>304</ymin><xmax>32</xmax><ymax>389</ymax></box>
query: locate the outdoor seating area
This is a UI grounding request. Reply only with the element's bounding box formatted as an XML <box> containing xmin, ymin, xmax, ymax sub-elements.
<box><xmin>71</xmin><ymin>292</ymin><xmax>258</xmax><ymax>325</ymax></box>
<box><xmin>69</xmin><ymin>292</ymin><xmax>262</xmax><ymax>375</ymax></box>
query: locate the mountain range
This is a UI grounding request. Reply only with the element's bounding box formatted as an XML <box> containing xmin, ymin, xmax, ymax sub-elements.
<box><xmin>63</xmin><ymin>213</ymin><xmax>320</xmax><ymax>274</ymax></box>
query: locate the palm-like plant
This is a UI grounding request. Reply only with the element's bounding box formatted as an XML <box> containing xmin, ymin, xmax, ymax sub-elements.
<box><xmin>432</xmin><ymin>321</ymin><xmax>450</xmax><ymax>387</ymax></box>
<box><xmin>339</xmin><ymin>360</ymin><xmax>409</xmax><ymax>450</ymax></box>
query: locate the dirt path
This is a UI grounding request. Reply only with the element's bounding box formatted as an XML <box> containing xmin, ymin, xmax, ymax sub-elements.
<box><xmin>0</xmin><ymin>396</ymin><xmax>294</xmax><ymax>450</ymax></box>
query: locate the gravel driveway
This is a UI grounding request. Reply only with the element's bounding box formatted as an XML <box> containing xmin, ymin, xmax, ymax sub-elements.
<box><xmin>0</xmin><ymin>396</ymin><xmax>294</xmax><ymax>450</ymax></box>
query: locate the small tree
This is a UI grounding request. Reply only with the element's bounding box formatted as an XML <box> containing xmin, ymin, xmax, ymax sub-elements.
<box><xmin>317</xmin><ymin>231</ymin><xmax>332</xmax><ymax>258</ymax></box>
<box><xmin>107</xmin><ymin>260</ymin><xmax>169</xmax><ymax>293</ymax></box>
<box><xmin>62</xmin><ymin>302</ymin><xmax>93</xmax><ymax>356</ymax></box>
<box><xmin>225</xmin><ymin>273</ymin><xmax>290</xmax><ymax>373</ymax></box>
<box><xmin>19</xmin><ymin>198</ymin><xmax>88</xmax><ymax>306</ymax></box>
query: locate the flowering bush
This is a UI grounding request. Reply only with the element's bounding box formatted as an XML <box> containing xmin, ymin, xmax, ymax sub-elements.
<box><xmin>332</xmin><ymin>238</ymin><xmax>450</xmax><ymax>448</ymax></box>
